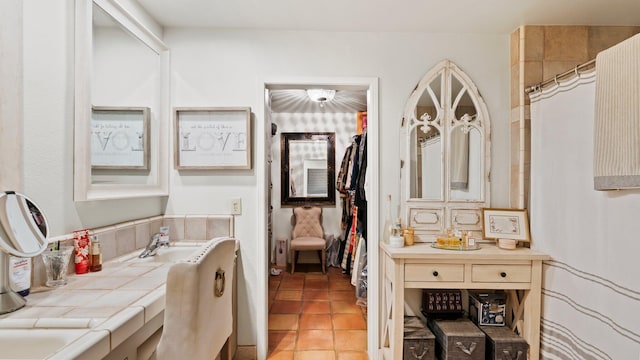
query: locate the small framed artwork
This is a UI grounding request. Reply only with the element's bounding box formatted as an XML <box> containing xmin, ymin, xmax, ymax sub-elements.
<box><xmin>174</xmin><ymin>107</ymin><xmax>251</xmax><ymax>170</ymax></box>
<box><xmin>482</xmin><ymin>208</ymin><xmax>531</xmax><ymax>241</ymax></box>
<box><xmin>91</xmin><ymin>106</ymin><xmax>149</xmax><ymax>170</ymax></box>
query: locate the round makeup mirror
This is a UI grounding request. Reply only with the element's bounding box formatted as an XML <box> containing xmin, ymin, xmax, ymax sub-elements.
<box><xmin>0</xmin><ymin>191</ymin><xmax>49</xmax><ymax>314</ymax></box>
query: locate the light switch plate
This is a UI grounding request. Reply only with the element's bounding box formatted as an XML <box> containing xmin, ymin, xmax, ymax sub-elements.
<box><xmin>231</xmin><ymin>198</ymin><xmax>242</xmax><ymax>215</ymax></box>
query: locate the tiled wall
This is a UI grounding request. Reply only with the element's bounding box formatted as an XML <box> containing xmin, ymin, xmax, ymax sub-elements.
<box><xmin>31</xmin><ymin>215</ymin><xmax>234</xmax><ymax>288</ymax></box>
<box><xmin>510</xmin><ymin>25</ymin><xmax>640</xmax><ymax>208</ymax></box>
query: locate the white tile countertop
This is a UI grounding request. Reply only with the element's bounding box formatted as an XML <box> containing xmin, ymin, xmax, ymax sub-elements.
<box><xmin>0</xmin><ymin>241</ymin><xmax>209</xmax><ymax>360</ymax></box>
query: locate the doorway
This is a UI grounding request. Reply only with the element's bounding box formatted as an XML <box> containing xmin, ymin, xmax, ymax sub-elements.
<box><xmin>258</xmin><ymin>78</ymin><xmax>379</xmax><ymax>359</ymax></box>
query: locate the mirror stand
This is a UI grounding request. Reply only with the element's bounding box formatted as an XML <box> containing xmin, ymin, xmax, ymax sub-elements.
<box><xmin>0</xmin><ymin>252</ymin><xmax>26</xmax><ymax>314</ymax></box>
<box><xmin>0</xmin><ymin>191</ymin><xmax>50</xmax><ymax>314</ymax></box>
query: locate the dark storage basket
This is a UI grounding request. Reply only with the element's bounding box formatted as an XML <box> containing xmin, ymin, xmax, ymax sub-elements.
<box><xmin>402</xmin><ymin>316</ymin><xmax>436</xmax><ymax>360</ymax></box>
<box><xmin>480</xmin><ymin>326</ymin><xmax>529</xmax><ymax>360</ymax></box>
<box><xmin>427</xmin><ymin>319</ymin><xmax>485</xmax><ymax>360</ymax></box>
<box><xmin>421</xmin><ymin>289</ymin><xmax>464</xmax><ymax>319</ymax></box>
<box><xmin>404</xmin><ymin>316</ymin><xmax>436</xmax><ymax>360</ymax></box>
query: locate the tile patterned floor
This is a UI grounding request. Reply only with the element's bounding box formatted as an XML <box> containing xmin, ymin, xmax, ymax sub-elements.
<box><xmin>268</xmin><ymin>266</ymin><xmax>368</xmax><ymax>360</ymax></box>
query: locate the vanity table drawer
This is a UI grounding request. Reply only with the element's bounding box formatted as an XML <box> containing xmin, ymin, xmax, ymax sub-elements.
<box><xmin>406</xmin><ymin>264</ymin><xmax>464</xmax><ymax>282</ymax></box>
<box><xmin>471</xmin><ymin>265</ymin><xmax>531</xmax><ymax>283</ymax></box>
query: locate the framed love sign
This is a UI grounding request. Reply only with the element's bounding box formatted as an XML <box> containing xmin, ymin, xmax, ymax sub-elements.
<box><xmin>174</xmin><ymin>107</ymin><xmax>252</xmax><ymax>170</ymax></box>
<box><xmin>91</xmin><ymin>106</ymin><xmax>149</xmax><ymax>170</ymax></box>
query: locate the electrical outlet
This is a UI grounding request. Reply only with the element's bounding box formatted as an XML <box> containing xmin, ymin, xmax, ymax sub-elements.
<box><xmin>231</xmin><ymin>198</ymin><xmax>242</xmax><ymax>215</ymax></box>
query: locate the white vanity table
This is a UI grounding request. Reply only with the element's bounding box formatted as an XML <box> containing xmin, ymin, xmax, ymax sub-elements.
<box><xmin>380</xmin><ymin>242</ymin><xmax>550</xmax><ymax>360</ymax></box>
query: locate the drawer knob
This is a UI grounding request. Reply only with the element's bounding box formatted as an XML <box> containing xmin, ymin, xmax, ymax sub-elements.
<box><xmin>500</xmin><ymin>272</ymin><xmax>507</xmax><ymax>278</ymax></box>
<box><xmin>432</xmin><ymin>271</ymin><xmax>439</xmax><ymax>277</ymax></box>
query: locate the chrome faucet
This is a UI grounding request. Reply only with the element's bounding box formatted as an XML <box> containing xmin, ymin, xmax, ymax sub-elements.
<box><xmin>138</xmin><ymin>233</ymin><xmax>170</xmax><ymax>258</ymax></box>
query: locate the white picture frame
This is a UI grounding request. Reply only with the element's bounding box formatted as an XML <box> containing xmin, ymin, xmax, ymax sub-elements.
<box><xmin>482</xmin><ymin>208</ymin><xmax>531</xmax><ymax>242</ymax></box>
<box><xmin>91</xmin><ymin>106</ymin><xmax>149</xmax><ymax>170</ymax></box>
<box><xmin>174</xmin><ymin>107</ymin><xmax>252</xmax><ymax>170</ymax></box>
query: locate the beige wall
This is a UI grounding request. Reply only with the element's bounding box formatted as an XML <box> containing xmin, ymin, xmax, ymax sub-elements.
<box><xmin>0</xmin><ymin>0</ymin><xmax>23</xmax><ymax>191</ymax></box>
<box><xmin>510</xmin><ymin>25</ymin><xmax>640</xmax><ymax>208</ymax></box>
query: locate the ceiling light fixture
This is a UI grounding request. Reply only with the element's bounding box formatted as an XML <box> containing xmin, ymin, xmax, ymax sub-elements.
<box><xmin>306</xmin><ymin>89</ymin><xmax>336</xmax><ymax>107</ymax></box>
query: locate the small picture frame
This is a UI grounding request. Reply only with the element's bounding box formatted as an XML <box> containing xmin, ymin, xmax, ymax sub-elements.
<box><xmin>174</xmin><ymin>107</ymin><xmax>252</xmax><ymax>170</ymax></box>
<box><xmin>481</xmin><ymin>208</ymin><xmax>531</xmax><ymax>242</ymax></box>
<box><xmin>91</xmin><ymin>106</ymin><xmax>149</xmax><ymax>170</ymax></box>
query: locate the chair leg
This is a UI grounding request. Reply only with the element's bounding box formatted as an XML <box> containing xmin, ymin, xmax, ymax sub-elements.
<box><xmin>290</xmin><ymin>249</ymin><xmax>296</xmax><ymax>274</ymax></box>
<box><xmin>321</xmin><ymin>249</ymin><xmax>326</xmax><ymax>274</ymax></box>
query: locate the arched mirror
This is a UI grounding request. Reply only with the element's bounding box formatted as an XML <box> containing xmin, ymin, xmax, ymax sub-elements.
<box><xmin>281</xmin><ymin>132</ymin><xmax>336</xmax><ymax>207</ymax></box>
<box><xmin>0</xmin><ymin>191</ymin><xmax>49</xmax><ymax>313</ymax></box>
<box><xmin>401</xmin><ymin>60</ymin><xmax>491</xmax><ymax>241</ymax></box>
<box><xmin>74</xmin><ymin>0</ymin><xmax>169</xmax><ymax>201</ymax></box>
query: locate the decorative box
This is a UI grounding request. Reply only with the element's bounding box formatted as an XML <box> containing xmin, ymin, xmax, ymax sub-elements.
<box><xmin>468</xmin><ymin>291</ymin><xmax>506</xmax><ymax>326</ymax></box>
<box><xmin>404</xmin><ymin>316</ymin><xmax>435</xmax><ymax>360</ymax></box>
<box><xmin>427</xmin><ymin>318</ymin><xmax>485</xmax><ymax>360</ymax></box>
<box><xmin>480</xmin><ymin>326</ymin><xmax>529</xmax><ymax>360</ymax></box>
<box><xmin>421</xmin><ymin>289</ymin><xmax>464</xmax><ymax>319</ymax></box>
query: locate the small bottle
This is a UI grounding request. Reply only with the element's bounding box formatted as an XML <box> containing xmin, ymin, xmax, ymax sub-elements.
<box><xmin>89</xmin><ymin>236</ymin><xmax>102</xmax><ymax>272</ymax></box>
<box><xmin>466</xmin><ymin>231</ymin><xmax>476</xmax><ymax>248</ymax></box>
<box><xmin>462</xmin><ymin>231</ymin><xmax>469</xmax><ymax>249</ymax></box>
<box><xmin>9</xmin><ymin>257</ymin><xmax>31</xmax><ymax>296</ymax></box>
<box><xmin>389</xmin><ymin>217</ymin><xmax>405</xmax><ymax>248</ymax></box>
<box><xmin>74</xmin><ymin>229</ymin><xmax>90</xmax><ymax>274</ymax></box>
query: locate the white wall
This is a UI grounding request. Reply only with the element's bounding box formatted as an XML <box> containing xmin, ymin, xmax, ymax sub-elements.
<box><xmin>165</xmin><ymin>28</ymin><xmax>510</xmax><ymax>346</ymax></box>
<box><xmin>0</xmin><ymin>0</ymin><xmax>23</xmax><ymax>192</ymax></box>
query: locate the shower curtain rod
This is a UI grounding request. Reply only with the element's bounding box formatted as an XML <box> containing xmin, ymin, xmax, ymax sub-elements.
<box><xmin>524</xmin><ymin>59</ymin><xmax>596</xmax><ymax>94</ymax></box>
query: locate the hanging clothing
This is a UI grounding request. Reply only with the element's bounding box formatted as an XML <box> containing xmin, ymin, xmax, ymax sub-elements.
<box><xmin>336</xmin><ymin>131</ymin><xmax>367</xmax><ymax>275</ymax></box>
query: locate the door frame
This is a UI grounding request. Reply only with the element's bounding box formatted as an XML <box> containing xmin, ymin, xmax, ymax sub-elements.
<box><xmin>257</xmin><ymin>76</ymin><xmax>379</xmax><ymax>359</ymax></box>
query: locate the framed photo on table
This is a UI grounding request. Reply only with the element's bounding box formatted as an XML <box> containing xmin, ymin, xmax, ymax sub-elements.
<box><xmin>174</xmin><ymin>107</ymin><xmax>251</xmax><ymax>170</ymax></box>
<box><xmin>482</xmin><ymin>208</ymin><xmax>531</xmax><ymax>241</ymax></box>
<box><xmin>91</xmin><ymin>106</ymin><xmax>149</xmax><ymax>170</ymax></box>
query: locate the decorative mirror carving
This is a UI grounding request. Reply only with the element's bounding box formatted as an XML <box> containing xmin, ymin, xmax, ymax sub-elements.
<box><xmin>281</xmin><ymin>132</ymin><xmax>336</xmax><ymax>207</ymax></box>
<box><xmin>401</xmin><ymin>60</ymin><xmax>491</xmax><ymax>241</ymax></box>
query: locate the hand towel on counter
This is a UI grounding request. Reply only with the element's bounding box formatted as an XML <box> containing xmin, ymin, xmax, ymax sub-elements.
<box><xmin>594</xmin><ymin>33</ymin><xmax>640</xmax><ymax>190</ymax></box>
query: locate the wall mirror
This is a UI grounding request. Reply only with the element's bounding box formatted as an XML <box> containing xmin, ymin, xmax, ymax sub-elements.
<box><xmin>281</xmin><ymin>132</ymin><xmax>336</xmax><ymax>207</ymax></box>
<box><xmin>74</xmin><ymin>0</ymin><xmax>169</xmax><ymax>201</ymax></box>
<box><xmin>400</xmin><ymin>60</ymin><xmax>491</xmax><ymax>241</ymax></box>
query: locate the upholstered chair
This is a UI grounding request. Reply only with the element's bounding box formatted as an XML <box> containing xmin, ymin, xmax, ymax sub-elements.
<box><xmin>290</xmin><ymin>206</ymin><xmax>326</xmax><ymax>274</ymax></box>
<box><xmin>140</xmin><ymin>237</ymin><xmax>238</xmax><ymax>360</ymax></box>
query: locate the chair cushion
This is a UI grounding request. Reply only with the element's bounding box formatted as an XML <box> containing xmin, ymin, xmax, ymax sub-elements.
<box><xmin>292</xmin><ymin>207</ymin><xmax>324</xmax><ymax>239</ymax></box>
<box><xmin>290</xmin><ymin>236</ymin><xmax>326</xmax><ymax>250</ymax></box>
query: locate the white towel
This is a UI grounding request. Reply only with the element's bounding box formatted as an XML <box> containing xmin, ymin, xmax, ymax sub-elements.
<box><xmin>593</xmin><ymin>33</ymin><xmax>640</xmax><ymax>190</ymax></box>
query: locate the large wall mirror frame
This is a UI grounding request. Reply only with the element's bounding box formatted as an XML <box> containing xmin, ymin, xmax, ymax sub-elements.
<box><xmin>281</xmin><ymin>132</ymin><xmax>336</xmax><ymax>207</ymax></box>
<box><xmin>400</xmin><ymin>60</ymin><xmax>491</xmax><ymax>241</ymax></box>
<box><xmin>74</xmin><ymin>0</ymin><xmax>170</xmax><ymax>201</ymax></box>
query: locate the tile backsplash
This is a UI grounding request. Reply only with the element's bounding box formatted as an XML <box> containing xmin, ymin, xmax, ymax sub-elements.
<box><xmin>30</xmin><ymin>215</ymin><xmax>234</xmax><ymax>288</ymax></box>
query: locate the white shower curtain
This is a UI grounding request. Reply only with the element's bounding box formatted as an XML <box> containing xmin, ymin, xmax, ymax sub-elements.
<box><xmin>530</xmin><ymin>72</ymin><xmax>640</xmax><ymax>359</ymax></box>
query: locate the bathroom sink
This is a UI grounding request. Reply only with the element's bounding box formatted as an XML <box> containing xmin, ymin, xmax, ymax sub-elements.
<box><xmin>126</xmin><ymin>246</ymin><xmax>201</xmax><ymax>263</ymax></box>
<box><xmin>0</xmin><ymin>329</ymin><xmax>88</xmax><ymax>359</ymax></box>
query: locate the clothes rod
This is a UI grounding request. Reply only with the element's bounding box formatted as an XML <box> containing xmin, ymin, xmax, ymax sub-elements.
<box><xmin>524</xmin><ymin>59</ymin><xmax>596</xmax><ymax>94</ymax></box>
